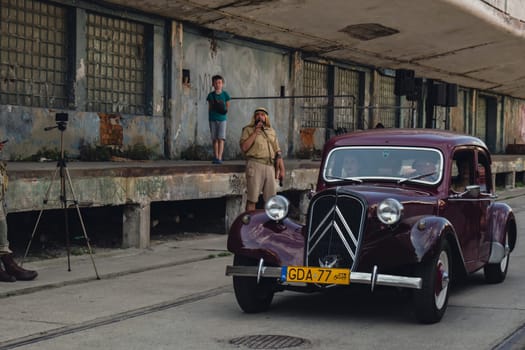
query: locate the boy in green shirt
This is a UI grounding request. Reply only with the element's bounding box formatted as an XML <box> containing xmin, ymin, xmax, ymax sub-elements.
<box><xmin>207</xmin><ymin>75</ymin><xmax>231</xmax><ymax>164</ymax></box>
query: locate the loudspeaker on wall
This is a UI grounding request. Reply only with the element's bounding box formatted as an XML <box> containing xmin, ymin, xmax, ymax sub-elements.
<box><xmin>406</xmin><ymin>78</ymin><xmax>423</xmax><ymax>101</ymax></box>
<box><xmin>394</xmin><ymin>69</ymin><xmax>415</xmax><ymax>96</ymax></box>
<box><xmin>433</xmin><ymin>83</ymin><xmax>447</xmax><ymax>106</ymax></box>
<box><xmin>446</xmin><ymin>83</ymin><xmax>458</xmax><ymax>107</ymax></box>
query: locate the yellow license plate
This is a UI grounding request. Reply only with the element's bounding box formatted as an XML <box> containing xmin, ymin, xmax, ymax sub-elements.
<box><xmin>282</xmin><ymin>266</ymin><xmax>350</xmax><ymax>285</ymax></box>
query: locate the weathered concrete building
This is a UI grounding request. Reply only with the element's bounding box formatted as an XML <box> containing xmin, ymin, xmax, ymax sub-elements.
<box><xmin>2</xmin><ymin>0</ymin><xmax>525</xmax><ymax>160</ymax></box>
<box><xmin>2</xmin><ymin>0</ymin><xmax>525</xmax><ymax>247</ymax></box>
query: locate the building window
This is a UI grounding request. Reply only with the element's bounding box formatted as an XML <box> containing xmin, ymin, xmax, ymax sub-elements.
<box><xmin>0</xmin><ymin>0</ymin><xmax>67</xmax><ymax>108</ymax></box>
<box><xmin>302</xmin><ymin>61</ymin><xmax>328</xmax><ymax>128</ymax></box>
<box><xmin>334</xmin><ymin>67</ymin><xmax>360</xmax><ymax>131</ymax></box>
<box><xmin>86</xmin><ymin>13</ymin><xmax>146</xmax><ymax>114</ymax></box>
<box><xmin>377</xmin><ymin>74</ymin><xmax>397</xmax><ymax>127</ymax></box>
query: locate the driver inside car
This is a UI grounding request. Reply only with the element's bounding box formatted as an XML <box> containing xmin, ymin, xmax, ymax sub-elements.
<box><xmin>412</xmin><ymin>160</ymin><xmax>435</xmax><ymax>174</ymax></box>
<box><xmin>341</xmin><ymin>154</ymin><xmax>359</xmax><ymax>177</ymax></box>
<box><xmin>411</xmin><ymin>159</ymin><xmax>438</xmax><ymax>180</ymax></box>
<box><xmin>451</xmin><ymin>160</ymin><xmax>471</xmax><ymax>192</ymax></box>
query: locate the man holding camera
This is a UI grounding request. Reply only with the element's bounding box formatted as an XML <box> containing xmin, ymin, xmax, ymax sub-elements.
<box><xmin>240</xmin><ymin>107</ymin><xmax>285</xmax><ymax>211</ymax></box>
<box><xmin>0</xmin><ymin>141</ymin><xmax>38</xmax><ymax>282</ymax></box>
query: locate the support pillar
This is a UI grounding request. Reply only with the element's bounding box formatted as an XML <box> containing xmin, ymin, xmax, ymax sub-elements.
<box><xmin>225</xmin><ymin>195</ymin><xmax>244</xmax><ymax>234</ymax></box>
<box><xmin>122</xmin><ymin>202</ymin><xmax>150</xmax><ymax>248</ymax></box>
<box><xmin>505</xmin><ymin>172</ymin><xmax>515</xmax><ymax>189</ymax></box>
<box><xmin>518</xmin><ymin>171</ymin><xmax>525</xmax><ymax>185</ymax></box>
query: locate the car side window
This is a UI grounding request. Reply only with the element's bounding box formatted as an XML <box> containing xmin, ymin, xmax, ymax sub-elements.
<box><xmin>451</xmin><ymin>151</ymin><xmax>473</xmax><ymax>193</ymax></box>
<box><xmin>476</xmin><ymin>151</ymin><xmax>491</xmax><ymax>193</ymax></box>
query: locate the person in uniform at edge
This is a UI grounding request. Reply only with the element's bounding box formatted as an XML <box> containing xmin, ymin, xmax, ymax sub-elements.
<box><xmin>240</xmin><ymin>107</ymin><xmax>285</xmax><ymax>212</ymax></box>
<box><xmin>0</xmin><ymin>142</ymin><xmax>38</xmax><ymax>282</ymax></box>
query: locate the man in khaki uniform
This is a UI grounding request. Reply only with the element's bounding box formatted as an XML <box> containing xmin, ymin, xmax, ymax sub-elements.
<box><xmin>240</xmin><ymin>107</ymin><xmax>285</xmax><ymax>211</ymax></box>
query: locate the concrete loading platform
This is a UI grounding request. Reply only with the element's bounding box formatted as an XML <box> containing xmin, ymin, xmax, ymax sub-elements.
<box><xmin>5</xmin><ymin>155</ymin><xmax>525</xmax><ymax>249</ymax></box>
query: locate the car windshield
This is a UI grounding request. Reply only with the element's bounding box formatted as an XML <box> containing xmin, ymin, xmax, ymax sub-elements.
<box><xmin>323</xmin><ymin>146</ymin><xmax>443</xmax><ymax>185</ymax></box>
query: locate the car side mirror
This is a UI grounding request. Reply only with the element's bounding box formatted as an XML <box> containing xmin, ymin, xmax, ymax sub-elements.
<box><xmin>465</xmin><ymin>185</ymin><xmax>480</xmax><ymax>198</ymax></box>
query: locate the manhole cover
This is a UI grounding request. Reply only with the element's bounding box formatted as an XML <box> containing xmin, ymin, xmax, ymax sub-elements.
<box><xmin>230</xmin><ymin>335</ymin><xmax>309</xmax><ymax>349</ymax></box>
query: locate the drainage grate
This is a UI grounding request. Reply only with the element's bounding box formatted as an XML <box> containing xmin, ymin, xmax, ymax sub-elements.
<box><xmin>229</xmin><ymin>335</ymin><xmax>309</xmax><ymax>349</ymax></box>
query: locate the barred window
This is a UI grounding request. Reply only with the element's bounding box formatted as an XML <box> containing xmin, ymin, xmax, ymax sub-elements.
<box><xmin>0</xmin><ymin>0</ymin><xmax>67</xmax><ymax>108</ymax></box>
<box><xmin>334</xmin><ymin>68</ymin><xmax>360</xmax><ymax>131</ymax></box>
<box><xmin>377</xmin><ymin>74</ymin><xmax>397</xmax><ymax>127</ymax></box>
<box><xmin>302</xmin><ymin>61</ymin><xmax>328</xmax><ymax>128</ymax></box>
<box><xmin>476</xmin><ymin>96</ymin><xmax>487</xmax><ymax>140</ymax></box>
<box><xmin>86</xmin><ymin>13</ymin><xmax>145</xmax><ymax>114</ymax></box>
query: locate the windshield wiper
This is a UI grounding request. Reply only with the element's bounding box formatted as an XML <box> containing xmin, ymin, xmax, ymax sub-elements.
<box><xmin>397</xmin><ymin>171</ymin><xmax>436</xmax><ymax>184</ymax></box>
<box><xmin>326</xmin><ymin>175</ymin><xmax>363</xmax><ymax>183</ymax></box>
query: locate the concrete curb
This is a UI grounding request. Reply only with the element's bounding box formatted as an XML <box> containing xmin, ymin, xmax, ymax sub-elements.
<box><xmin>0</xmin><ymin>234</ymin><xmax>230</xmax><ymax>299</ymax></box>
<box><xmin>497</xmin><ymin>187</ymin><xmax>525</xmax><ymax>200</ymax></box>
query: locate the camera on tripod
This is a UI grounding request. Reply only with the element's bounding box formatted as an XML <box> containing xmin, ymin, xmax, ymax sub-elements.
<box><xmin>45</xmin><ymin>112</ymin><xmax>69</xmax><ymax>132</ymax></box>
<box><xmin>56</xmin><ymin>112</ymin><xmax>68</xmax><ymax>123</ymax></box>
<box><xmin>27</xmin><ymin>111</ymin><xmax>100</xmax><ymax>278</ymax></box>
<box><xmin>56</xmin><ymin>112</ymin><xmax>68</xmax><ymax>131</ymax></box>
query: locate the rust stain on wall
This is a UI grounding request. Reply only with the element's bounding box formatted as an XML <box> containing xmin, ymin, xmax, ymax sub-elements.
<box><xmin>99</xmin><ymin>113</ymin><xmax>123</xmax><ymax>146</ymax></box>
<box><xmin>300</xmin><ymin>128</ymin><xmax>316</xmax><ymax>149</ymax></box>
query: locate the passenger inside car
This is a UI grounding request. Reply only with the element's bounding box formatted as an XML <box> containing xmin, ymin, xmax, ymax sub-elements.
<box><xmin>407</xmin><ymin>152</ymin><xmax>440</xmax><ymax>181</ymax></box>
<box><xmin>412</xmin><ymin>159</ymin><xmax>437</xmax><ymax>178</ymax></box>
<box><xmin>451</xmin><ymin>159</ymin><xmax>471</xmax><ymax>192</ymax></box>
<box><xmin>341</xmin><ymin>154</ymin><xmax>359</xmax><ymax>177</ymax></box>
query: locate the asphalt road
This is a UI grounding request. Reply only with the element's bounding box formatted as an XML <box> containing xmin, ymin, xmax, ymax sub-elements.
<box><xmin>0</xmin><ymin>189</ymin><xmax>524</xmax><ymax>350</ymax></box>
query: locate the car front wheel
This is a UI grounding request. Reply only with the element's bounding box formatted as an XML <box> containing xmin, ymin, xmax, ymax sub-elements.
<box><xmin>232</xmin><ymin>255</ymin><xmax>276</xmax><ymax>313</ymax></box>
<box><xmin>484</xmin><ymin>231</ymin><xmax>510</xmax><ymax>284</ymax></box>
<box><xmin>413</xmin><ymin>240</ymin><xmax>451</xmax><ymax>324</ymax></box>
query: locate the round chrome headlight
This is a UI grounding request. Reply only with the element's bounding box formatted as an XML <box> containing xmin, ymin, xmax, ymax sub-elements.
<box><xmin>377</xmin><ymin>198</ymin><xmax>404</xmax><ymax>225</ymax></box>
<box><xmin>265</xmin><ymin>195</ymin><xmax>289</xmax><ymax>221</ymax></box>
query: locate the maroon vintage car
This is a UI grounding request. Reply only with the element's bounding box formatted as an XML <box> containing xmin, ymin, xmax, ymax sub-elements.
<box><xmin>225</xmin><ymin>129</ymin><xmax>517</xmax><ymax>323</ymax></box>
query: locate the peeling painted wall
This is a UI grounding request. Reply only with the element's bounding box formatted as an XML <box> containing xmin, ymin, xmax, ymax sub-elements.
<box><xmin>2</xmin><ymin>2</ymin><xmax>525</xmax><ymax>161</ymax></box>
<box><xmin>503</xmin><ymin>98</ymin><xmax>525</xmax><ymax>146</ymax></box>
<box><xmin>0</xmin><ymin>105</ymin><xmax>164</xmax><ymax>159</ymax></box>
<box><xmin>170</xmin><ymin>26</ymin><xmax>292</xmax><ymax>159</ymax></box>
<box><xmin>449</xmin><ymin>89</ymin><xmax>467</xmax><ymax>133</ymax></box>
<box><xmin>0</xmin><ymin>7</ymin><xmax>167</xmax><ymax>160</ymax></box>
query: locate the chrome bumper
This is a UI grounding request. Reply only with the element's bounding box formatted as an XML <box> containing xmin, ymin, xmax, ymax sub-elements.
<box><xmin>225</xmin><ymin>264</ymin><xmax>422</xmax><ymax>290</ymax></box>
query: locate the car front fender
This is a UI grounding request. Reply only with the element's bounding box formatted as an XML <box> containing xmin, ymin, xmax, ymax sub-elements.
<box><xmin>227</xmin><ymin>210</ymin><xmax>305</xmax><ymax>266</ymax></box>
<box><xmin>409</xmin><ymin>216</ymin><xmax>455</xmax><ymax>263</ymax></box>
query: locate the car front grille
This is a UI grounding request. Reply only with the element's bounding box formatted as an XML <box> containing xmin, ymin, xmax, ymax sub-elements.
<box><xmin>306</xmin><ymin>192</ymin><xmax>365</xmax><ymax>271</ymax></box>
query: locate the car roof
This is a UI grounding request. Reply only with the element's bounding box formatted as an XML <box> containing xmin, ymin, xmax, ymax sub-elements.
<box><xmin>325</xmin><ymin>129</ymin><xmax>488</xmax><ymax>154</ymax></box>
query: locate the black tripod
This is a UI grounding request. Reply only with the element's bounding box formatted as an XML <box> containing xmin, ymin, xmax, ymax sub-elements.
<box><xmin>23</xmin><ymin>116</ymin><xmax>100</xmax><ymax>279</ymax></box>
